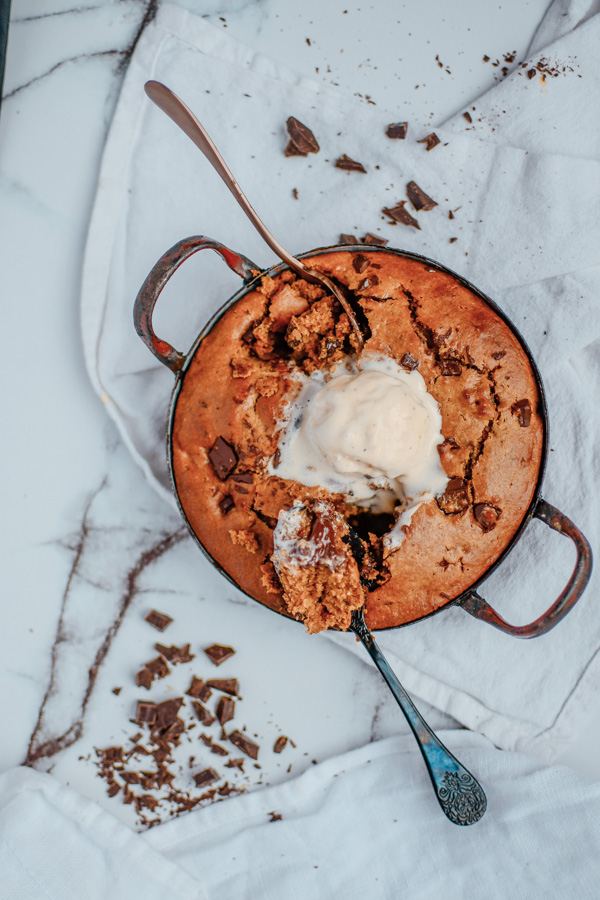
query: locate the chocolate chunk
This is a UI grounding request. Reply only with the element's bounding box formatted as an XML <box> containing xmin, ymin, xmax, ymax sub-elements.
<box><xmin>418</xmin><ymin>133</ymin><xmax>441</xmax><ymax>151</ymax></box>
<box><xmin>386</xmin><ymin>122</ymin><xmax>408</xmax><ymax>139</ymax></box>
<box><xmin>209</xmin><ymin>437</ymin><xmax>238</xmax><ymax>480</ymax></box>
<box><xmin>406</xmin><ymin>181</ymin><xmax>438</xmax><ymax>211</ymax></box>
<box><xmin>361</xmin><ymin>233</ymin><xmax>388</xmax><ymax>246</ymax></box>
<box><xmin>463</xmin><ymin>111</ymin><xmax>472</xmax><ymax>123</ymax></box>
<box><xmin>121</xmin><ymin>771</ymin><xmax>140</xmax><ymax>785</ymax></box>
<box><xmin>335</xmin><ymin>154</ymin><xmax>367</xmax><ymax>173</ymax></box>
<box><xmin>199</xmin><ymin>684</ymin><xmax>213</xmax><ymax>703</ymax></box>
<box><xmin>272</xmin><ymin>448</ymin><xmax>281</xmax><ymax>469</ymax></box>
<box><xmin>273</xmin><ymin>736</ymin><xmax>288</xmax><ymax>753</ymax></box>
<box><xmin>352</xmin><ymin>253</ymin><xmax>370</xmax><ymax>274</ymax></box>
<box><xmin>436</xmin><ymin>477</ymin><xmax>470</xmax><ymax>515</ymax></box>
<box><xmin>492</xmin><ymin>350</ymin><xmax>506</xmax><ymax>360</ymax></box>
<box><xmin>218</xmin><ymin>494</ymin><xmax>235</xmax><ymax>515</ymax></box>
<box><xmin>400</xmin><ymin>353</ymin><xmax>419</xmax><ymax>371</ymax></box>
<box><xmin>206</xmin><ymin>678</ymin><xmax>239</xmax><ymax>696</ymax></box>
<box><xmin>225</xmin><ymin>757</ymin><xmax>245</xmax><ymax>771</ymax></box>
<box><xmin>136</xmin><ymin>655</ymin><xmax>169</xmax><ymax>689</ymax></box>
<box><xmin>204</xmin><ymin>644</ymin><xmax>236</xmax><ymax>666</ymax></box>
<box><xmin>511</xmin><ymin>399</ymin><xmax>532</xmax><ymax>427</ymax></box>
<box><xmin>216</xmin><ymin>696</ymin><xmax>235</xmax><ymax>725</ymax></box>
<box><xmin>231</xmin><ymin>472</ymin><xmax>253</xmax><ymax>483</ymax></box>
<box><xmin>186</xmin><ymin>676</ymin><xmax>205</xmax><ymax>698</ymax></box>
<box><xmin>194</xmin><ymin>767</ymin><xmax>220</xmax><ymax>788</ymax></box>
<box><xmin>440</xmin><ymin>358</ymin><xmax>462</xmax><ymax>376</ymax></box>
<box><xmin>144</xmin><ymin>610</ymin><xmax>173</xmax><ymax>632</ymax></box>
<box><xmin>284</xmin><ymin>139</ymin><xmax>308</xmax><ymax>157</ymax></box>
<box><xmin>192</xmin><ymin>701</ymin><xmax>216</xmax><ymax>726</ymax></box>
<box><xmin>527</xmin><ymin>68</ymin><xmax>537</xmax><ymax>79</ymax></box>
<box><xmin>339</xmin><ymin>233</ymin><xmax>358</xmax><ymax>244</ymax></box>
<box><xmin>135</xmin><ymin>667</ymin><xmax>152</xmax><ymax>690</ymax></box>
<box><xmin>155</xmin><ymin>643</ymin><xmax>194</xmax><ymax>664</ymax></box>
<box><xmin>286</xmin><ymin>117</ymin><xmax>320</xmax><ymax>154</ymax></box>
<box><xmin>107</xmin><ymin>782</ymin><xmax>120</xmax><ymax>797</ymax></box>
<box><xmin>382</xmin><ymin>203</ymin><xmax>420</xmax><ymax>229</ymax></box>
<box><xmin>473</xmin><ymin>503</ymin><xmax>501</xmax><ymax>532</ymax></box>
<box><xmin>155</xmin><ymin>698</ymin><xmax>183</xmax><ymax>729</ymax></box>
<box><xmin>229</xmin><ymin>730</ymin><xmax>259</xmax><ymax>760</ymax></box>
<box><xmin>357</xmin><ymin>275</ymin><xmax>379</xmax><ymax>290</ymax></box>
<box><xmin>135</xmin><ymin>701</ymin><xmax>157</xmax><ymax>725</ymax></box>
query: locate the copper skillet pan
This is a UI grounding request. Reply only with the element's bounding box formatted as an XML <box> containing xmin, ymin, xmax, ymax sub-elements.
<box><xmin>134</xmin><ymin>235</ymin><xmax>593</xmax><ymax>823</ymax></box>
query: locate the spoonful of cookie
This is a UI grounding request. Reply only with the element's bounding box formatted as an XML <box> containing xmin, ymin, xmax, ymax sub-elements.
<box><xmin>144</xmin><ymin>80</ymin><xmax>363</xmax><ymax>351</ymax></box>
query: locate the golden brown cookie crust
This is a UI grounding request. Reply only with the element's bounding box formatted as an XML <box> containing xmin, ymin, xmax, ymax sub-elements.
<box><xmin>171</xmin><ymin>249</ymin><xmax>544</xmax><ymax>630</ymax></box>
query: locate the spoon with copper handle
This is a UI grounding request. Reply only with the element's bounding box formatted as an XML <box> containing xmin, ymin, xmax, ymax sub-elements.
<box><xmin>350</xmin><ymin>607</ymin><xmax>487</xmax><ymax>825</ymax></box>
<box><xmin>144</xmin><ymin>80</ymin><xmax>363</xmax><ymax>350</ymax></box>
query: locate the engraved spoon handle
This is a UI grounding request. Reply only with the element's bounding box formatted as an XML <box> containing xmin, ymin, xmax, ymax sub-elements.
<box><xmin>144</xmin><ymin>80</ymin><xmax>318</xmax><ymax>284</ymax></box>
<box><xmin>350</xmin><ymin>610</ymin><xmax>487</xmax><ymax>825</ymax></box>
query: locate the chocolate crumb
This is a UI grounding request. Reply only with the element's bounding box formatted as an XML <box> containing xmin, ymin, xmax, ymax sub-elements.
<box><xmin>492</xmin><ymin>350</ymin><xmax>506</xmax><ymax>360</ymax></box>
<box><xmin>448</xmin><ymin>210</ymin><xmax>455</xmax><ymax>220</ymax></box>
<box><xmin>473</xmin><ymin>503</ymin><xmax>501</xmax><ymax>532</ymax></box>
<box><xmin>383</xmin><ymin>203</ymin><xmax>420</xmax><ymax>229</ymax></box>
<box><xmin>292</xmin><ymin>188</ymin><xmax>298</xmax><ymax>200</ymax></box>
<box><xmin>527</xmin><ymin>68</ymin><xmax>537</xmax><ymax>79</ymax></box>
<box><xmin>449</xmin><ymin>238</ymin><xmax>458</xmax><ymax>243</ymax></box>
<box><xmin>201</xmin><ymin>733</ymin><xmax>229</xmax><ymax>756</ymax></box>
<box><xmin>206</xmin><ymin>678</ymin><xmax>239</xmax><ymax>696</ymax></box>
<box><xmin>286</xmin><ymin>117</ymin><xmax>320</xmax><ymax>155</ymax></box>
<box><xmin>186</xmin><ymin>676</ymin><xmax>205</xmax><ymax>698</ymax></box>
<box><xmin>144</xmin><ymin>610</ymin><xmax>173</xmax><ymax>632</ymax></box>
<box><xmin>335</xmin><ymin>154</ymin><xmax>367</xmax><ymax>173</ymax></box>
<box><xmin>400</xmin><ymin>353</ymin><xmax>419</xmax><ymax>371</ymax></box>
<box><xmin>229</xmin><ymin>730</ymin><xmax>259</xmax><ymax>760</ymax></box>
<box><xmin>272</xmin><ymin>448</ymin><xmax>281</xmax><ymax>469</ymax></box>
<box><xmin>440</xmin><ymin>358</ymin><xmax>462</xmax><ymax>376</ymax></box>
<box><xmin>463</xmin><ymin>112</ymin><xmax>472</xmax><ymax>123</ymax></box>
<box><xmin>193</xmin><ymin>768</ymin><xmax>220</xmax><ymax>788</ymax></box>
<box><xmin>386</xmin><ymin>122</ymin><xmax>408</xmax><ymax>139</ymax></box>
<box><xmin>231</xmin><ymin>472</ymin><xmax>253</xmax><ymax>483</ymax></box>
<box><xmin>204</xmin><ymin>644</ymin><xmax>236</xmax><ymax>666</ymax></box>
<box><xmin>155</xmin><ymin>644</ymin><xmax>194</xmax><ymax>664</ymax></box>
<box><xmin>352</xmin><ymin>253</ymin><xmax>370</xmax><ymax>274</ymax></box>
<box><xmin>361</xmin><ymin>233</ymin><xmax>388</xmax><ymax>246</ymax></box>
<box><xmin>225</xmin><ymin>758</ymin><xmax>245</xmax><ymax>771</ymax></box>
<box><xmin>269</xmin><ymin>811</ymin><xmax>283</xmax><ymax>822</ymax></box>
<box><xmin>511</xmin><ymin>399</ymin><xmax>532</xmax><ymax>426</ymax></box>
<box><xmin>209</xmin><ymin>437</ymin><xmax>238</xmax><ymax>481</ymax></box>
<box><xmin>192</xmin><ymin>702</ymin><xmax>216</xmax><ymax>726</ymax></box>
<box><xmin>273</xmin><ymin>736</ymin><xmax>288</xmax><ymax>753</ymax></box>
<box><xmin>112</xmin><ymin>687</ymin><xmax>122</xmax><ymax>696</ymax></box>
<box><xmin>418</xmin><ymin>133</ymin><xmax>440</xmax><ymax>151</ymax></box>
<box><xmin>406</xmin><ymin>181</ymin><xmax>438</xmax><ymax>211</ymax></box>
<box><xmin>217</xmin><ymin>696</ymin><xmax>236</xmax><ymax>725</ymax></box>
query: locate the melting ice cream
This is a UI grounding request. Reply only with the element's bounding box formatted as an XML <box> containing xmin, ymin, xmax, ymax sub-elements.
<box><xmin>271</xmin><ymin>356</ymin><xmax>448</xmax><ymax>543</ymax></box>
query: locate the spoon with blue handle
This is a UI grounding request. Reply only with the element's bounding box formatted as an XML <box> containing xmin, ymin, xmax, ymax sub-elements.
<box><xmin>350</xmin><ymin>607</ymin><xmax>487</xmax><ymax>825</ymax></box>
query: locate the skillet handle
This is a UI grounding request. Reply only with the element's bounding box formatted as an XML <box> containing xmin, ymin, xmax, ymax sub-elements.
<box><xmin>459</xmin><ymin>498</ymin><xmax>593</xmax><ymax>638</ymax></box>
<box><xmin>133</xmin><ymin>235</ymin><xmax>260</xmax><ymax>373</ymax></box>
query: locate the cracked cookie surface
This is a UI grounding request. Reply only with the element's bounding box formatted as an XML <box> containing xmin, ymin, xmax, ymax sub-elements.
<box><xmin>171</xmin><ymin>250</ymin><xmax>544</xmax><ymax>631</ymax></box>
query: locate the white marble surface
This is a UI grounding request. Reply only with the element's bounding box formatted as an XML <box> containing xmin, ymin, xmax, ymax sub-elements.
<box><xmin>3</xmin><ymin>0</ymin><xmax>599</xmax><ymax>833</ymax></box>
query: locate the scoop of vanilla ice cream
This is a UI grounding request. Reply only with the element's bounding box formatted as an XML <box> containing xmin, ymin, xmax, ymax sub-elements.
<box><xmin>271</xmin><ymin>356</ymin><xmax>448</xmax><ymax>512</ymax></box>
<box><xmin>308</xmin><ymin>369</ymin><xmax>438</xmax><ymax>481</ymax></box>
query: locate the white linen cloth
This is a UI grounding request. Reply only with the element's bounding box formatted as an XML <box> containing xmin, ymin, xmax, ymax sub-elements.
<box><xmin>81</xmin><ymin>0</ymin><xmax>600</xmax><ymax>762</ymax></box>
<box><xmin>4</xmin><ymin>732</ymin><xmax>600</xmax><ymax>899</ymax></box>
